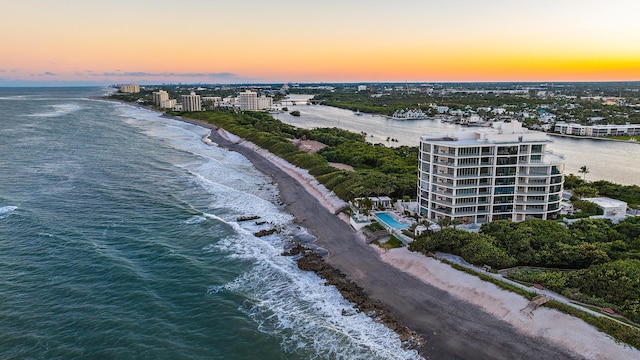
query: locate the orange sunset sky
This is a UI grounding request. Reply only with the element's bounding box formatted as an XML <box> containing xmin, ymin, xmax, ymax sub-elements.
<box><xmin>2</xmin><ymin>0</ymin><xmax>639</xmax><ymax>85</ymax></box>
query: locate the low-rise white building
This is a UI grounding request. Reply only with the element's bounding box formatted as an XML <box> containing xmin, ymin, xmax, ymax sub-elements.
<box><xmin>555</xmin><ymin>122</ymin><xmax>640</xmax><ymax>137</ymax></box>
<box><xmin>202</xmin><ymin>96</ymin><xmax>222</xmax><ymax>108</ymax></box>
<box><xmin>582</xmin><ymin>197</ymin><xmax>627</xmax><ymax>218</ymax></box>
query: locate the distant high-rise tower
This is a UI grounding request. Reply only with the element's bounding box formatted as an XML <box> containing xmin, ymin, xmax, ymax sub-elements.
<box><xmin>239</xmin><ymin>90</ymin><xmax>258</xmax><ymax>111</ymax></box>
<box><xmin>181</xmin><ymin>92</ymin><xmax>201</xmax><ymax>112</ymax></box>
<box><xmin>152</xmin><ymin>90</ymin><xmax>169</xmax><ymax>106</ymax></box>
<box><xmin>119</xmin><ymin>84</ymin><xmax>140</xmax><ymax>93</ymax></box>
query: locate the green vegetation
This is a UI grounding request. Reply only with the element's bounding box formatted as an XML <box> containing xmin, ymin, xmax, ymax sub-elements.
<box><xmin>373</xmin><ymin>235</ymin><xmax>404</xmax><ymax>250</ymax></box>
<box><xmin>289</xmin><ymin>110</ymin><xmax>301</xmax><ymax>116</ymax></box>
<box><xmin>567</xmin><ymin>199</ymin><xmax>603</xmax><ymax>218</ymax></box>
<box><xmin>409</xmin><ymin>217</ymin><xmax>640</xmax><ymax>324</ymax></box>
<box><xmin>182</xmin><ymin>110</ymin><xmax>417</xmax><ymax>201</ymax></box>
<box><xmin>443</xmin><ymin>259</ymin><xmax>640</xmax><ymax>350</ymax></box>
<box><xmin>303</xmin><ymin>83</ymin><xmax>640</xmax><ymax>129</ymax></box>
<box><xmin>565</xmin><ymin>174</ymin><xmax>640</xmax><ymax>209</ymax></box>
<box><xmin>507</xmin><ymin>260</ymin><xmax>640</xmax><ymax>323</ymax></box>
<box><xmin>364</xmin><ymin>222</ymin><xmax>385</xmax><ymax>233</ymax></box>
<box><xmin>544</xmin><ymin>300</ymin><xmax>640</xmax><ymax>350</ymax></box>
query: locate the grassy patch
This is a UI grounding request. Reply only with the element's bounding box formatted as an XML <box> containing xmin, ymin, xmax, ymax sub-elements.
<box><xmin>373</xmin><ymin>235</ymin><xmax>405</xmax><ymax>250</ymax></box>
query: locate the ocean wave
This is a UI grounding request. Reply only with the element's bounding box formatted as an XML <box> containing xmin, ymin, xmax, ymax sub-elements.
<box><xmin>207</xmin><ymin>230</ymin><xmax>421</xmax><ymax>360</ymax></box>
<box><xmin>0</xmin><ymin>206</ymin><xmax>17</xmax><ymax>219</ymax></box>
<box><xmin>181</xmin><ymin>215</ymin><xmax>207</xmax><ymax>225</ymax></box>
<box><xmin>114</xmin><ymin>104</ymin><xmax>419</xmax><ymax>358</ymax></box>
<box><xmin>24</xmin><ymin>103</ymin><xmax>82</xmax><ymax>117</ymax></box>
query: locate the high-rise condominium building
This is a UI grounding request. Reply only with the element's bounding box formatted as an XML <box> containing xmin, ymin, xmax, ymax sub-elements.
<box><xmin>119</xmin><ymin>84</ymin><xmax>140</xmax><ymax>93</ymax></box>
<box><xmin>152</xmin><ymin>90</ymin><xmax>169</xmax><ymax>106</ymax></box>
<box><xmin>181</xmin><ymin>92</ymin><xmax>201</xmax><ymax>112</ymax></box>
<box><xmin>257</xmin><ymin>95</ymin><xmax>273</xmax><ymax>110</ymax></box>
<box><xmin>239</xmin><ymin>90</ymin><xmax>258</xmax><ymax>111</ymax></box>
<box><xmin>418</xmin><ymin>121</ymin><xmax>564</xmax><ymax>225</ymax></box>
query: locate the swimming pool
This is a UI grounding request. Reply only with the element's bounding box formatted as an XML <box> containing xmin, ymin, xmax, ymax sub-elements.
<box><xmin>374</xmin><ymin>212</ymin><xmax>409</xmax><ymax>230</ymax></box>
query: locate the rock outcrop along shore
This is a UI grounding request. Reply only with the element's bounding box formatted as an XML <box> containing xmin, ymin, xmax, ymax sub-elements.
<box><xmin>283</xmin><ymin>244</ymin><xmax>425</xmax><ymax>352</ymax></box>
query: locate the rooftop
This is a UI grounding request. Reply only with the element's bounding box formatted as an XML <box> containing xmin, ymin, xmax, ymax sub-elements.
<box><xmin>421</xmin><ymin>121</ymin><xmax>551</xmax><ymax>145</ymax></box>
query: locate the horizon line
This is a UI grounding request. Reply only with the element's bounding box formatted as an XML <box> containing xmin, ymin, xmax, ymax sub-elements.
<box><xmin>2</xmin><ymin>79</ymin><xmax>640</xmax><ymax>88</ymax></box>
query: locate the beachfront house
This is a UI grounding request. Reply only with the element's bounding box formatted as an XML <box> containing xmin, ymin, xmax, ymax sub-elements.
<box><xmin>581</xmin><ymin>197</ymin><xmax>627</xmax><ymax>220</ymax></box>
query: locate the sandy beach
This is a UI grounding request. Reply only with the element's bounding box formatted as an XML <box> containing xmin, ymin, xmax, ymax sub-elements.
<box><xmin>167</xmin><ymin>112</ymin><xmax>639</xmax><ymax>359</ymax></box>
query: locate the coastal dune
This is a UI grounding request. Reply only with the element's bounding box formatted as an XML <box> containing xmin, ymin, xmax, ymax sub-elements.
<box><xmin>379</xmin><ymin>248</ymin><xmax>640</xmax><ymax>360</ymax></box>
<box><xmin>177</xmin><ymin>114</ymin><xmax>637</xmax><ymax>359</ymax></box>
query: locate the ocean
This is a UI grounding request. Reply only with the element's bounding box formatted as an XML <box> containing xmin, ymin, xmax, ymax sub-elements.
<box><xmin>0</xmin><ymin>88</ymin><xmax>421</xmax><ymax>359</ymax></box>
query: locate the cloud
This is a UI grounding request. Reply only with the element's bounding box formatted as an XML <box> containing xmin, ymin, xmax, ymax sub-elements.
<box><xmin>29</xmin><ymin>71</ymin><xmax>57</xmax><ymax>77</ymax></box>
<box><xmin>102</xmin><ymin>71</ymin><xmax>238</xmax><ymax>79</ymax></box>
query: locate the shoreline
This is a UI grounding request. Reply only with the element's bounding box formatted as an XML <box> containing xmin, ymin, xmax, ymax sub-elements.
<box><xmin>116</xmin><ymin>102</ymin><xmax>639</xmax><ymax>359</ymax></box>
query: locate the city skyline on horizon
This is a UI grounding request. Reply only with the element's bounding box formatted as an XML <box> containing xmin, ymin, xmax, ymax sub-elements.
<box><xmin>2</xmin><ymin>0</ymin><xmax>639</xmax><ymax>86</ymax></box>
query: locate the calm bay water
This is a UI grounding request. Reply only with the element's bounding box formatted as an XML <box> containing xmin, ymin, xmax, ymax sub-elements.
<box><xmin>0</xmin><ymin>88</ymin><xmax>420</xmax><ymax>359</ymax></box>
<box><xmin>273</xmin><ymin>96</ymin><xmax>640</xmax><ymax>186</ymax></box>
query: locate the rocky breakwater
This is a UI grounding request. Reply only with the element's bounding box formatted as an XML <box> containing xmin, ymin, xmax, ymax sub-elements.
<box><xmin>283</xmin><ymin>244</ymin><xmax>425</xmax><ymax>352</ymax></box>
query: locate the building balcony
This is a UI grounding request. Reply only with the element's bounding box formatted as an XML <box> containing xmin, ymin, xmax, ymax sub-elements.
<box><xmin>516</xmin><ymin>190</ymin><xmax>548</xmax><ymax>195</ymax></box>
<box><xmin>431</xmin><ymin>188</ymin><xmax>454</xmax><ymax>197</ymax></box>
<box><xmin>455</xmin><ymin>190</ymin><xmax>478</xmax><ymax>196</ymax></box>
<box><xmin>514</xmin><ymin>208</ymin><xmax>547</xmax><ymax>213</ymax></box>
<box><xmin>494</xmin><ymin>188</ymin><xmax>515</xmax><ymax>195</ymax></box>
<box><xmin>431</xmin><ymin>197</ymin><xmax>454</xmax><ymax>206</ymax></box>
<box><xmin>432</xmin><ymin>206</ymin><xmax>453</xmax><ymax>215</ymax></box>
<box><xmin>493</xmin><ymin>208</ymin><xmax>514</xmax><ymax>214</ymax></box>
<box><xmin>454</xmin><ymin>208</ymin><xmax>490</xmax><ymax>215</ymax></box>
<box><xmin>514</xmin><ymin>199</ymin><xmax>547</xmax><ymax>205</ymax></box>
<box><xmin>432</xmin><ymin>178</ymin><xmax>454</xmax><ymax>188</ymax></box>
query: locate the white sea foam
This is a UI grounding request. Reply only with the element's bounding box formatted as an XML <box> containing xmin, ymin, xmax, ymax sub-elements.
<box><xmin>118</xmin><ymin>105</ymin><xmax>421</xmax><ymax>359</ymax></box>
<box><xmin>0</xmin><ymin>95</ymin><xmax>37</xmax><ymax>100</ymax></box>
<box><xmin>181</xmin><ymin>215</ymin><xmax>207</xmax><ymax>225</ymax></box>
<box><xmin>209</xmin><ymin>230</ymin><xmax>421</xmax><ymax>360</ymax></box>
<box><xmin>0</xmin><ymin>206</ymin><xmax>17</xmax><ymax>219</ymax></box>
<box><xmin>25</xmin><ymin>103</ymin><xmax>82</xmax><ymax>117</ymax></box>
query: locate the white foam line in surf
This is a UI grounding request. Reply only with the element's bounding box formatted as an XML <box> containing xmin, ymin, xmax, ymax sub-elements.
<box><xmin>0</xmin><ymin>206</ymin><xmax>17</xmax><ymax>219</ymax></box>
<box><xmin>204</xmin><ymin>221</ymin><xmax>420</xmax><ymax>360</ymax></box>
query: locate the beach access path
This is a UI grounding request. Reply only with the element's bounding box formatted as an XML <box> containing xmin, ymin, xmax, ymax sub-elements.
<box><xmin>157</xmin><ymin>114</ymin><xmax>584</xmax><ymax>360</ymax></box>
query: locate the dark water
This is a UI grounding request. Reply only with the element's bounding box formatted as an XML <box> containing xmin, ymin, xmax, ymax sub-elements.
<box><xmin>0</xmin><ymin>88</ymin><xmax>420</xmax><ymax>359</ymax></box>
<box><xmin>273</xmin><ymin>96</ymin><xmax>640</xmax><ymax>185</ymax></box>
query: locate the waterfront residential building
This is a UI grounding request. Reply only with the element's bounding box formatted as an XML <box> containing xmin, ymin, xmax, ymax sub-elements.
<box><xmin>418</xmin><ymin>121</ymin><xmax>564</xmax><ymax>225</ymax></box>
<box><xmin>202</xmin><ymin>96</ymin><xmax>222</xmax><ymax>108</ymax></box>
<box><xmin>181</xmin><ymin>92</ymin><xmax>201</xmax><ymax>112</ymax></box>
<box><xmin>152</xmin><ymin>90</ymin><xmax>169</xmax><ymax>106</ymax></box>
<box><xmin>554</xmin><ymin>122</ymin><xmax>640</xmax><ymax>137</ymax></box>
<box><xmin>582</xmin><ymin>197</ymin><xmax>627</xmax><ymax>219</ymax></box>
<box><xmin>160</xmin><ymin>99</ymin><xmax>176</xmax><ymax>109</ymax></box>
<box><xmin>119</xmin><ymin>84</ymin><xmax>140</xmax><ymax>93</ymax></box>
<box><xmin>257</xmin><ymin>95</ymin><xmax>273</xmax><ymax>110</ymax></box>
<box><xmin>239</xmin><ymin>90</ymin><xmax>258</xmax><ymax>111</ymax></box>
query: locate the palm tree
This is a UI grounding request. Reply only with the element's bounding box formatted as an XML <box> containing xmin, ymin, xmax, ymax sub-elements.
<box><xmin>437</xmin><ymin>217</ymin><xmax>452</xmax><ymax>229</ymax></box>
<box><xmin>578</xmin><ymin>165</ymin><xmax>590</xmax><ymax>180</ymax></box>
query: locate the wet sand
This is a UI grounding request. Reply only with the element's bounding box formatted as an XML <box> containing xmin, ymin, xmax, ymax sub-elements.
<box><xmin>163</xmin><ymin>114</ymin><xmax>577</xmax><ymax>359</ymax></box>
